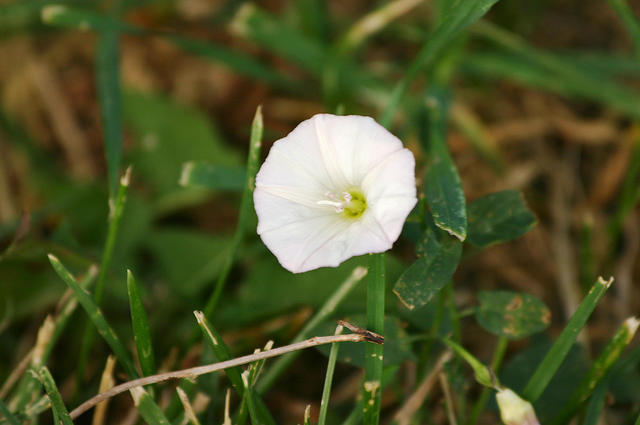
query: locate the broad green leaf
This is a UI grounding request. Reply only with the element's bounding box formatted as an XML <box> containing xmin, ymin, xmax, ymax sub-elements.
<box><xmin>393</xmin><ymin>228</ymin><xmax>462</xmax><ymax>310</ymax></box>
<box><xmin>146</xmin><ymin>229</ymin><xmax>232</xmax><ymax>297</ymax></box>
<box><xmin>476</xmin><ymin>290</ymin><xmax>550</xmax><ymax>339</ymax></box>
<box><xmin>467</xmin><ymin>190</ymin><xmax>536</xmax><ymax>247</ymax></box>
<box><xmin>123</xmin><ymin>90</ymin><xmax>239</xmax><ymax>196</ymax></box>
<box><xmin>180</xmin><ymin>162</ymin><xmax>246</xmax><ymax>191</ymax></box>
<box><xmin>421</xmin><ymin>89</ymin><xmax>467</xmax><ymax>241</ymax></box>
<box><xmin>127</xmin><ymin>270</ymin><xmax>156</xmax><ymax>377</ymax></box>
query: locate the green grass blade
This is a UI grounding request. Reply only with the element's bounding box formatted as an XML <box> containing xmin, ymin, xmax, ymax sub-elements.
<box><xmin>34</xmin><ymin>366</ymin><xmax>73</xmax><ymax>425</ymax></box>
<box><xmin>96</xmin><ymin>26</ymin><xmax>123</xmax><ymax>198</ymax></box>
<box><xmin>552</xmin><ymin>317</ymin><xmax>639</xmax><ymax>424</ymax></box>
<box><xmin>77</xmin><ymin>166</ymin><xmax>131</xmax><ymax>390</ymax></box>
<box><xmin>202</xmin><ymin>105</ymin><xmax>263</xmax><ymax>318</ymax></box>
<box><xmin>179</xmin><ymin>162</ymin><xmax>246</xmax><ymax>191</ymax></box>
<box><xmin>0</xmin><ymin>398</ymin><xmax>20</xmax><ymax>425</ymax></box>
<box><xmin>257</xmin><ymin>266</ymin><xmax>368</xmax><ymax>393</ymax></box>
<box><xmin>469</xmin><ymin>22</ymin><xmax>640</xmax><ymax>119</ymax></box>
<box><xmin>606</xmin><ymin>0</ymin><xmax>640</xmax><ymax>57</ymax></box>
<box><xmin>130</xmin><ymin>387</ymin><xmax>171</xmax><ymax>425</ymax></box>
<box><xmin>127</xmin><ymin>270</ymin><xmax>156</xmax><ymax>377</ymax></box>
<box><xmin>379</xmin><ymin>0</ymin><xmax>501</xmax><ymax>127</ymax></box>
<box><xmin>581</xmin><ymin>379</ymin><xmax>608</xmax><ymax>425</ymax></box>
<box><xmin>48</xmin><ymin>254</ymin><xmax>139</xmax><ymax>379</ymax></box>
<box><xmin>362</xmin><ymin>253</ymin><xmax>385</xmax><ymax>425</ymax></box>
<box><xmin>522</xmin><ymin>277</ymin><xmax>614</xmax><ymax>402</ymax></box>
<box><xmin>318</xmin><ymin>325</ymin><xmax>343</xmax><ymax>425</ymax></box>
<box><xmin>421</xmin><ymin>89</ymin><xmax>467</xmax><ymax>241</ymax></box>
<box><xmin>230</xmin><ymin>4</ymin><xmax>326</xmax><ymax>72</ymax></box>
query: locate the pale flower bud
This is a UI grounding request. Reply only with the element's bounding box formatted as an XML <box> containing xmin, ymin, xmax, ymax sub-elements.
<box><xmin>496</xmin><ymin>388</ymin><xmax>540</xmax><ymax>425</ymax></box>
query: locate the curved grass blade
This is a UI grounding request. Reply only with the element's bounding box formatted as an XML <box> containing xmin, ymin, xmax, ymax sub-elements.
<box><xmin>48</xmin><ymin>254</ymin><xmax>139</xmax><ymax>379</ymax></box>
<box><xmin>379</xmin><ymin>0</ymin><xmax>501</xmax><ymax>127</ymax></box>
<box><xmin>318</xmin><ymin>325</ymin><xmax>343</xmax><ymax>425</ymax></box>
<box><xmin>127</xmin><ymin>270</ymin><xmax>156</xmax><ymax>378</ymax></box>
<box><xmin>552</xmin><ymin>317</ymin><xmax>639</xmax><ymax>425</ymax></box>
<box><xmin>34</xmin><ymin>366</ymin><xmax>73</xmax><ymax>425</ymax></box>
<box><xmin>522</xmin><ymin>277</ymin><xmax>613</xmax><ymax>402</ymax></box>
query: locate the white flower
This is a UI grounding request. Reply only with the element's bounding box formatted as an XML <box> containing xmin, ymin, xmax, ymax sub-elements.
<box><xmin>496</xmin><ymin>388</ymin><xmax>540</xmax><ymax>425</ymax></box>
<box><xmin>253</xmin><ymin>114</ymin><xmax>417</xmax><ymax>273</ymax></box>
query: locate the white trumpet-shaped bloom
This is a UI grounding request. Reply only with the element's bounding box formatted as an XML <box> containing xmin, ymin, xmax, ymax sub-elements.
<box><xmin>254</xmin><ymin>114</ymin><xmax>417</xmax><ymax>273</ymax></box>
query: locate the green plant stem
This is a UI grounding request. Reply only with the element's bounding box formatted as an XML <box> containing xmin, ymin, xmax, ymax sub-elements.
<box><xmin>522</xmin><ymin>277</ymin><xmax>613</xmax><ymax>402</ymax></box>
<box><xmin>467</xmin><ymin>336</ymin><xmax>508</xmax><ymax>425</ymax></box>
<box><xmin>0</xmin><ymin>399</ymin><xmax>19</xmax><ymax>425</ymax></box>
<box><xmin>362</xmin><ymin>253</ymin><xmax>385</xmax><ymax>425</ymax></box>
<box><xmin>318</xmin><ymin>325</ymin><xmax>344</xmax><ymax>425</ymax></box>
<box><xmin>76</xmin><ymin>167</ymin><xmax>131</xmax><ymax>393</ymax></box>
<box><xmin>202</xmin><ymin>106</ymin><xmax>263</xmax><ymax>319</ymax></box>
<box><xmin>257</xmin><ymin>266</ymin><xmax>368</xmax><ymax>393</ymax></box>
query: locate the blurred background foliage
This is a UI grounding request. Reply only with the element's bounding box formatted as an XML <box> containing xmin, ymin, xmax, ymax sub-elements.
<box><xmin>0</xmin><ymin>0</ymin><xmax>639</xmax><ymax>424</ymax></box>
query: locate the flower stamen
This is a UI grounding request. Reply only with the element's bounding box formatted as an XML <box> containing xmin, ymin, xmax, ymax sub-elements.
<box><xmin>317</xmin><ymin>189</ymin><xmax>367</xmax><ymax>218</ymax></box>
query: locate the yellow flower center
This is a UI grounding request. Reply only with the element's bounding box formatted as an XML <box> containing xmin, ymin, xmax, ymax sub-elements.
<box><xmin>317</xmin><ymin>188</ymin><xmax>367</xmax><ymax>219</ymax></box>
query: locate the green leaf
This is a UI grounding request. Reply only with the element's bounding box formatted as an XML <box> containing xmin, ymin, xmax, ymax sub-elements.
<box><xmin>393</xmin><ymin>228</ymin><xmax>462</xmax><ymax>310</ymax></box>
<box><xmin>179</xmin><ymin>162</ymin><xmax>246</xmax><ymax>191</ymax></box>
<box><xmin>467</xmin><ymin>190</ymin><xmax>536</xmax><ymax>247</ymax></box>
<box><xmin>476</xmin><ymin>290</ymin><xmax>550</xmax><ymax>339</ymax></box>
<box><xmin>0</xmin><ymin>399</ymin><xmax>20</xmax><ymax>425</ymax></box>
<box><xmin>421</xmin><ymin>89</ymin><xmax>467</xmax><ymax>241</ymax></box>
<box><xmin>127</xmin><ymin>270</ymin><xmax>156</xmax><ymax>377</ymax></box>
<box><xmin>35</xmin><ymin>366</ymin><xmax>73</xmax><ymax>425</ymax></box>
<box><xmin>123</xmin><ymin>89</ymin><xmax>239</xmax><ymax>196</ymax></box>
<box><xmin>380</xmin><ymin>0</ymin><xmax>502</xmax><ymax>126</ymax></box>
<box><xmin>522</xmin><ymin>277</ymin><xmax>613</xmax><ymax>402</ymax></box>
<box><xmin>146</xmin><ymin>228</ymin><xmax>232</xmax><ymax>297</ymax></box>
<box><xmin>48</xmin><ymin>254</ymin><xmax>139</xmax><ymax>379</ymax></box>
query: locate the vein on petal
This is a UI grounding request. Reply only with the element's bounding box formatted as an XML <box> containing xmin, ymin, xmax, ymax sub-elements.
<box><xmin>296</xmin><ymin>217</ymin><xmax>351</xmax><ymax>272</ymax></box>
<box><xmin>258</xmin><ymin>210</ymin><xmax>337</xmax><ymax>235</ymax></box>
<box><xmin>314</xmin><ymin>115</ymin><xmax>349</xmax><ymax>189</ymax></box>
<box><xmin>256</xmin><ymin>185</ymin><xmax>324</xmax><ymax>209</ymax></box>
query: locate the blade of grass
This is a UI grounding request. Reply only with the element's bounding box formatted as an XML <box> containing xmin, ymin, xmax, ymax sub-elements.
<box><xmin>582</xmin><ymin>378</ymin><xmax>609</xmax><ymax>425</ymax></box>
<box><xmin>176</xmin><ymin>387</ymin><xmax>201</xmax><ymax>425</ymax></box>
<box><xmin>379</xmin><ymin>0</ymin><xmax>501</xmax><ymax>127</ymax></box>
<box><xmin>241</xmin><ymin>373</ymin><xmax>259</xmax><ymax>425</ymax></box>
<box><xmin>130</xmin><ymin>387</ymin><xmax>171</xmax><ymax>425</ymax></box>
<box><xmin>193</xmin><ymin>312</ymin><xmax>275</xmax><ymax>425</ymax></box>
<box><xmin>179</xmin><ymin>162</ymin><xmax>246</xmax><ymax>192</ymax></box>
<box><xmin>522</xmin><ymin>276</ymin><xmax>614</xmax><ymax>402</ymax></box>
<box><xmin>303</xmin><ymin>405</ymin><xmax>311</xmax><ymax>425</ymax></box>
<box><xmin>48</xmin><ymin>254</ymin><xmax>139</xmax><ymax>380</ymax></box>
<box><xmin>362</xmin><ymin>253</ymin><xmax>385</xmax><ymax>425</ymax></box>
<box><xmin>257</xmin><ymin>266</ymin><xmax>368</xmax><ymax>393</ymax></box>
<box><xmin>552</xmin><ymin>317</ymin><xmax>639</xmax><ymax>425</ymax></box>
<box><xmin>34</xmin><ymin>366</ymin><xmax>72</xmax><ymax>425</ymax></box>
<box><xmin>469</xmin><ymin>22</ymin><xmax>640</xmax><ymax>119</ymax></box>
<box><xmin>342</xmin><ymin>366</ymin><xmax>399</xmax><ymax>425</ymax></box>
<box><xmin>93</xmin><ymin>356</ymin><xmax>116</xmax><ymax>425</ymax></box>
<box><xmin>41</xmin><ymin>5</ymin><xmax>136</xmax><ymax>32</ymax></box>
<box><xmin>318</xmin><ymin>325</ymin><xmax>344</xmax><ymax>425</ymax></box>
<box><xmin>127</xmin><ymin>270</ymin><xmax>156</xmax><ymax>378</ymax></box>
<box><xmin>77</xmin><ymin>166</ymin><xmax>131</xmax><ymax>391</ymax></box>
<box><xmin>202</xmin><ymin>105</ymin><xmax>263</xmax><ymax>319</ymax></box>
<box><xmin>0</xmin><ymin>399</ymin><xmax>19</xmax><ymax>425</ymax></box>
<box><xmin>606</xmin><ymin>0</ymin><xmax>640</xmax><ymax>58</ymax></box>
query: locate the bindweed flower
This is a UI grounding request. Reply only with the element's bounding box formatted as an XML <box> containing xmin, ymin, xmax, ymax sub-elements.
<box><xmin>254</xmin><ymin>114</ymin><xmax>417</xmax><ymax>273</ymax></box>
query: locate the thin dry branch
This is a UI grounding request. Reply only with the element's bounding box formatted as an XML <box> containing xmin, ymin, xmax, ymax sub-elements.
<box><xmin>70</xmin><ymin>331</ymin><xmax>381</xmax><ymax>420</ymax></box>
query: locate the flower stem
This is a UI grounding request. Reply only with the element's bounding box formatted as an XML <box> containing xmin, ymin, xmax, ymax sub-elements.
<box><xmin>363</xmin><ymin>252</ymin><xmax>385</xmax><ymax>425</ymax></box>
<box><xmin>467</xmin><ymin>336</ymin><xmax>509</xmax><ymax>425</ymax></box>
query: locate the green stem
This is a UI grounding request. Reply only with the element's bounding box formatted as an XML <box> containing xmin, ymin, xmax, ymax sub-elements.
<box><xmin>318</xmin><ymin>325</ymin><xmax>344</xmax><ymax>425</ymax></box>
<box><xmin>203</xmin><ymin>106</ymin><xmax>263</xmax><ymax>319</ymax></box>
<box><xmin>467</xmin><ymin>336</ymin><xmax>508</xmax><ymax>425</ymax></box>
<box><xmin>362</xmin><ymin>253</ymin><xmax>385</xmax><ymax>425</ymax></box>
